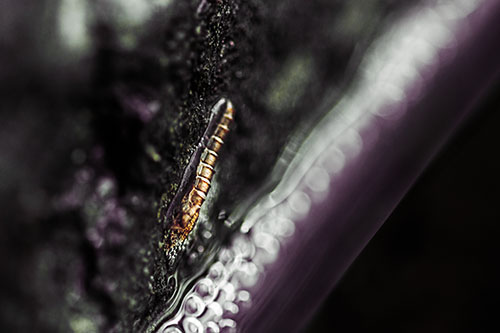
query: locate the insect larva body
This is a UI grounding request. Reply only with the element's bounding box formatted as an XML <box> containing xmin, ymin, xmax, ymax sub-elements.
<box><xmin>165</xmin><ymin>99</ymin><xmax>234</xmax><ymax>256</ymax></box>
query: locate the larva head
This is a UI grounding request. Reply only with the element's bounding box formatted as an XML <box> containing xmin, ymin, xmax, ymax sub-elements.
<box><xmin>225</xmin><ymin>100</ymin><xmax>235</xmax><ymax>119</ymax></box>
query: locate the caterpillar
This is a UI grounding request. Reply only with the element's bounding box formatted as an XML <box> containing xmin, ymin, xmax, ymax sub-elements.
<box><xmin>164</xmin><ymin>98</ymin><xmax>235</xmax><ymax>257</ymax></box>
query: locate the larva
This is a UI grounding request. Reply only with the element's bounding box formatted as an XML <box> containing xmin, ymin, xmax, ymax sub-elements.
<box><xmin>164</xmin><ymin>98</ymin><xmax>235</xmax><ymax>257</ymax></box>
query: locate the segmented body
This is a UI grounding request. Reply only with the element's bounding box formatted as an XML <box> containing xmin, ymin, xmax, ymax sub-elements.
<box><xmin>165</xmin><ymin>99</ymin><xmax>235</xmax><ymax>256</ymax></box>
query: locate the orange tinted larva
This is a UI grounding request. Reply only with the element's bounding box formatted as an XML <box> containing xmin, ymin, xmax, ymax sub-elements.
<box><xmin>195</xmin><ymin>176</ymin><xmax>210</xmax><ymax>193</ymax></box>
<box><xmin>201</xmin><ymin>148</ymin><xmax>218</xmax><ymax>166</ymax></box>
<box><xmin>164</xmin><ymin>98</ymin><xmax>235</xmax><ymax>257</ymax></box>
<box><xmin>207</xmin><ymin>137</ymin><xmax>223</xmax><ymax>153</ymax></box>
<box><xmin>197</xmin><ymin>163</ymin><xmax>214</xmax><ymax>180</ymax></box>
<box><xmin>214</xmin><ymin>125</ymin><xmax>228</xmax><ymax>140</ymax></box>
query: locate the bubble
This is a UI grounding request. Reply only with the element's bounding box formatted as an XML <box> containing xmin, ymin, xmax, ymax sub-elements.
<box><xmin>319</xmin><ymin>146</ymin><xmax>345</xmax><ymax>175</ymax></box>
<box><xmin>421</xmin><ymin>8</ymin><xmax>454</xmax><ymax>48</ymax></box>
<box><xmin>219</xmin><ymin>282</ymin><xmax>236</xmax><ymax>303</ymax></box>
<box><xmin>195</xmin><ymin>278</ymin><xmax>216</xmax><ymax>302</ymax></box>
<box><xmin>218</xmin><ymin>248</ymin><xmax>234</xmax><ymax>265</ymax></box>
<box><xmin>304</xmin><ymin>166</ymin><xmax>330</xmax><ymax>193</ymax></box>
<box><xmin>207</xmin><ymin>302</ymin><xmax>224</xmax><ymax>318</ymax></box>
<box><xmin>182</xmin><ymin>317</ymin><xmax>204</xmax><ymax>333</ymax></box>
<box><xmin>206</xmin><ymin>321</ymin><xmax>220</xmax><ymax>333</ymax></box>
<box><xmin>233</xmin><ymin>261</ymin><xmax>260</xmax><ymax>288</ymax></box>
<box><xmin>276</xmin><ymin>217</ymin><xmax>295</xmax><ymax>238</ymax></box>
<box><xmin>202</xmin><ymin>229</ymin><xmax>213</xmax><ymax>240</ymax></box>
<box><xmin>252</xmin><ymin>232</ymin><xmax>280</xmax><ymax>256</ymax></box>
<box><xmin>236</xmin><ymin>290</ymin><xmax>251</xmax><ymax>304</ymax></box>
<box><xmin>231</xmin><ymin>235</ymin><xmax>256</xmax><ymax>259</ymax></box>
<box><xmin>188</xmin><ymin>252</ymin><xmax>199</xmax><ymax>264</ymax></box>
<box><xmin>374</xmin><ymin>96</ymin><xmax>407</xmax><ymax>120</ymax></box>
<box><xmin>148</xmin><ymin>100</ymin><xmax>161</xmax><ymax>113</ymax></box>
<box><xmin>255</xmin><ymin>214</ymin><xmax>295</xmax><ymax>240</ymax></box>
<box><xmin>253</xmin><ymin>216</ymin><xmax>274</xmax><ymax>235</ymax></box>
<box><xmin>254</xmin><ymin>249</ymin><xmax>278</xmax><ymax>267</ymax></box>
<box><xmin>337</xmin><ymin>128</ymin><xmax>362</xmax><ymax>160</ymax></box>
<box><xmin>287</xmin><ymin>191</ymin><xmax>311</xmax><ymax>218</ymax></box>
<box><xmin>223</xmin><ymin>302</ymin><xmax>239</xmax><ymax>316</ymax></box>
<box><xmin>412</xmin><ymin>37</ymin><xmax>437</xmax><ymax>66</ymax></box>
<box><xmin>219</xmin><ymin>319</ymin><xmax>237</xmax><ymax>333</ymax></box>
<box><xmin>184</xmin><ymin>294</ymin><xmax>205</xmax><ymax>317</ymax></box>
<box><xmin>159</xmin><ymin>325</ymin><xmax>183</xmax><ymax>333</ymax></box>
<box><xmin>208</xmin><ymin>262</ymin><xmax>226</xmax><ymax>283</ymax></box>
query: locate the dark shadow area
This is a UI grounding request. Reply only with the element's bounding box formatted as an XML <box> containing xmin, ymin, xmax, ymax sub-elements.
<box><xmin>306</xmin><ymin>83</ymin><xmax>500</xmax><ymax>332</ymax></box>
